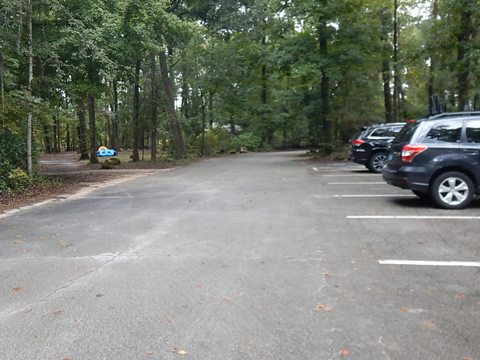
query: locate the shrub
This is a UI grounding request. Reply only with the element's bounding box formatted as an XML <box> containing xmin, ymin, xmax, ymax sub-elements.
<box><xmin>101</xmin><ymin>157</ymin><xmax>121</xmax><ymax>169</ymax></box>
<box><xmin>194</xmin><ymin>131</ymin><xmax>220</xmax><ymax>155</ymax></box>
<box><xmin>7</xmin><ymin>168</ymin><xmax>32</xmax><ymax>192</ymax></box>
<box><xmin>228</xmin><ymin>132</ymin><xmax>262</xmax><ymax>152</ymax></box>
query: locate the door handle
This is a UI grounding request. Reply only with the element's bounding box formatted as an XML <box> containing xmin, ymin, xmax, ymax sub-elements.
<box><xmin>462</xmin><ymin>149</ymin><xmax>479</xmax><ymax>155</ymax></box>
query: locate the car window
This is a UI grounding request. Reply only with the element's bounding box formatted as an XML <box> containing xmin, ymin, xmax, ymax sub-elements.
<box><xmin>394</xmin><ymin>122</ymin><xmax>419</xmax><ymax>143</ymax></box>
<box><xmin>466</xmin><ymin>120</ymin><xmax>480</xmax><ymax>143</ymax></box>
<box><xmin>389</xmin><ymin>126</ymin><xmax>403</xmax><ymax>136</ymax></box>
<box><xmin>423</xmin><ymin>121</ymin><xmax>462</xmax><ymax>143</ymax></box>
<box><xmin>369</xmin><ymin>128</ymin><xmax>390</xmax><ymax>137</ymax></box>
<box><xmin>369</xmin><ymin>126</ymin><xmax>401</xmax><ymax>138</ymax></box>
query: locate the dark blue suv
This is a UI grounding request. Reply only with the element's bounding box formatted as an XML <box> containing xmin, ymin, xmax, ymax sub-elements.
<box><xmin>382</xmin><ymin>112</ymin><xmax>480</xmax><ymax>209</ymax></box>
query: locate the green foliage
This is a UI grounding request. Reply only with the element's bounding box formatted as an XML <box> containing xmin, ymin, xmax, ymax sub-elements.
<box><xmin>228</xmin><ymin>132</ymin><xmax>262</xmax><ymax>152</ymax></box>
<box><xmin>7</xmin><ymin>168</ymin><xmax>33</xmax><ymax>191</ymax></box>
<box><xmin>2</xmin><ymin>0</ymin><xmax>480</xmax><ymax>166</ymax></box>
<box><xmin>194</xmin><ymin>131</ymin><xmax>220</xmax><ymax>156</ymax></box>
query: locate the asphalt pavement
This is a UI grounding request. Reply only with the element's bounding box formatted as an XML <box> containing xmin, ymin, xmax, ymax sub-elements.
<box><xmin>1</xmin><ymin>151</ymin><xmax>479</xmax><ymax>359</ymax></box>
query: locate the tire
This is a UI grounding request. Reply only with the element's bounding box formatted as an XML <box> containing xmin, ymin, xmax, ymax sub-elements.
<box><xmin>412</xmin><ymin>190</ymin><xmax>429</xmax><ymax>199</ymax></box>
<box><xmin>430</xmin><ymin>171</ymin><xmax>474</xmax><ymax>209</ymax></box>
<box><xmin>368</xmin><ymin>152</ymin><xmax>388</xmax><ymax>173</ymax></box>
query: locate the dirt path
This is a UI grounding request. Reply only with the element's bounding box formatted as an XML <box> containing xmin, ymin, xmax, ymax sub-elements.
<box><xmin>1</xmin><ymin>151</ymin><xmax>172</xmax><ymax>214</ymax></box>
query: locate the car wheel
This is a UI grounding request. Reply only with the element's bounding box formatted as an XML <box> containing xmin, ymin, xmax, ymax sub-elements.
<box><xmin>368</xmin><ymin>152</ymin><xmax>388</xmax><ymax>173</ymax></box>
<box><xmin>430</xmin><ymin>171</ymin><xmax>474</xmax><ymax>209</ymax></box>
<box><xmin>412</xmin><ymin>190</ymin><xmax>429</xmax><ymax>199</ymax></box>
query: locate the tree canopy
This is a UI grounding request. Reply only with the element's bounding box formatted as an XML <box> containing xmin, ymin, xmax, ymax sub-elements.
<box><xmin>1</xmin><ymin>0</ymin><xmax>480</xmax><ymax>189</ymax></box>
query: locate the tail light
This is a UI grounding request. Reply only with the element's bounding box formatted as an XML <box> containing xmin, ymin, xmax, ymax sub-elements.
<box><xmin>402</xmin><ymin>144</ymin><xmax>427</xmax><ymax>163</ymax></box>
<box><xmin>351</xmin><ymin>139</ymin><xmax>365</xmax><ymax>146</ymax></box>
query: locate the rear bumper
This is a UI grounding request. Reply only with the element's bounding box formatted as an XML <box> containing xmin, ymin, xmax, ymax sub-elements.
<box><xmin>348</xmin><ymin>148</ymin><xmax>368</xmax><ymax>164</ymax></box>
<box><xmin>382</xmin><ymin>165</ymin><xmax>430</xmax><ymax>193</ymax></box>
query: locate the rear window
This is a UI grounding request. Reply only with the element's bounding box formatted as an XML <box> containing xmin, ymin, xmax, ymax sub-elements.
<box><xmin>394</xmin><ymin>122</ymin><xmax>420</xmax><ymax>143</ymax></box>
<box><xmin>350</xmin><ymin>130</ymin><xmax>366</xmax><ymax>141</ymax></box>
<box><xmin>369</xmin><ymin>126</ymin><xmax>402</xmax><ymax>138</ymax></box>
<box><xmin>466</xmin><ymin>120</ymin><xmax>480</xmax><ymax>143</ymax></box>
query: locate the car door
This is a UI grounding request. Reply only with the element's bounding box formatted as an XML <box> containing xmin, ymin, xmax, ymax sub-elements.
<box><xmin>463</xmin><ymin>119</ymin><xmax>480</xmax><ymax>187</ymax></box>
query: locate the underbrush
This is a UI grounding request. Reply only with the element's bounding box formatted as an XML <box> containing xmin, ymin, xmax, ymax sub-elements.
<box><xmin>0</xmin><ymin>168</ymin><xmax>63</xmax><ymax>198</ymax></box>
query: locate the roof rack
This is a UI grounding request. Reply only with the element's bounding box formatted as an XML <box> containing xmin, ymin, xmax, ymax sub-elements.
<box><xmin>428</xmin><ymin>111</ymin><xmax>480</xmax><ymax>119</ymax></box>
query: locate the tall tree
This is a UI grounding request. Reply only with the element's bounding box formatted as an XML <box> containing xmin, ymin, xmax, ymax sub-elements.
<box><xmin>159</xmin><ymin>49</ymin><xmax>187</xmax><ymax>158</ymax></box>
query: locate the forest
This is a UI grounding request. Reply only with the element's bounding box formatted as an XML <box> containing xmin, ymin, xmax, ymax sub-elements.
<box><xmin>1</xmin><ymin>0</ymin><xmax>479</xmax><ymax>192</ymax></box>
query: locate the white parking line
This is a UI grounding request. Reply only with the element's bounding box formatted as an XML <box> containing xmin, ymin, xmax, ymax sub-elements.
<box><xmin>379</xmin><ymin>260</ymin><xmax>480</xmax><ymax>267</ymax></box>
<box><xmin>312</xmin><ymin>167</ymin><xmax>365</xmax><ymax>172</ymax></box>
<box><xmin>348</xmin><ymin>215</ymin><xmax>480</xmax><ymax>220</ymax></box>
<box><xmin>333</xmin><ymin>194</ymin><xmax>414</xmax><ymax>198</ymax></box>
<box><xmin>328</xmin><ymin>182</ymin><xmax>386</xmax><ymax>185</ymax></box>
<box><xmin>323</xmin><ymin>174</ymin><xmax>380</xmax><ymax>177</ymax></box>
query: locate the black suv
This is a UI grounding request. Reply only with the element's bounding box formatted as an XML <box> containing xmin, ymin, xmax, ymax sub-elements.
<box><xmin>382</xmin><ymin>112</ymin><xmax>480</xmax><ymax>209</ymax></box>
<box><xmin>348</xmin><ymin>123</ymin><xmax>405</xmax><ymax>173</ymax></box>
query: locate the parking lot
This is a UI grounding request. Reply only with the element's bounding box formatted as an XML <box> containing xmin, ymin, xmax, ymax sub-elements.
<box><xmin>310</xmin><ymin>161</ymin><xmax>480</xmax><ymax>359</ymax></box>
<box><xmin>1</xmin><ymin>152</ymin><xmax>479</xmax><ymax>359</ymax></box>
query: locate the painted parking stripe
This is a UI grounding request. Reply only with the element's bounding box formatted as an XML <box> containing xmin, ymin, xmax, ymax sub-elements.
<box><xmin>322</xmin><ymin>174</ymin><xmax>380</xmax><ymax>177</ymax></box>
<box><xmin>328</xmin><ymin>182</ymin><xmax>387</xmax><ymax>185</ymax></box>
<box><xmin>312</xmin><ymin>167</ymin><xmax>365</xmax><ymax>171</ymax></box>
<box><xmin>333</xmin><ymin>194</ymin><xmax>414</xmax><ymax>198</ymax></box>
<box><xmin>379</xmin><ymin>260</ymin><xmax>480</xmax><ymax>267</ymax></box>
<box><xmin>348</xmin><ymin>215</ymin><xmax>480</xmax><ymax>220</ymax></box>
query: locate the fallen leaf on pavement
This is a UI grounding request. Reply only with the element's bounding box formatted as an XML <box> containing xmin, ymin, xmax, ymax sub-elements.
<box><xmin>423</xmin><ymin>321</ymin><xmax>435</xmax><ymax>329</ymax></box>
<box><xmin>399</xmin><ymin>307</ymin><xmax>409</xmax><ymax>312</ymax></box>
<box><xmin>316</xmin><ymin>304</ymin><xmax>331</xmax><ymax>311</ymax></box>
<box><xmin>173</xmin><ymin>348</ymin><xmax>188</xmax><ymax>355</ymax></box>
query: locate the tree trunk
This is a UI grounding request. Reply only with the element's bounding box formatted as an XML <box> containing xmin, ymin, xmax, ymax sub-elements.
<box><xmin>0</xmin><ymin>49</ymin><xmax>4</xmax><ymax>113</ymax></box>
<box><xmin>393</xmin><ymin>0</ymin><xmax>401</xmax><ymax>121</ymax></box>
<box><xmin>77</xmin><ymin>97</ymin><xmax>89</xmax><ymax>160</ymax></box>
<box><xmin>88</xmin><ymin>95</ymin><xmax>98</xmax><ymax>164</ymax></box>
<box><xmin>181</xmin><ymin>61</ymin><xmax>189</xmax><ymax>120</ymax></box>
<box><xmin>159</xmin><ymin>49</ymin><xmax>186</xmax><ymax>159</ymax></box>
<box><xmin>66</xmin><ymin>126</ymin><xmax>71</xmax><ymax>151</ymax></box>
<box><xmin>200</xmin><ymin>92</ymin><xmax>206</xmax><ymax>156</ymax></box>
<box><xmin>52</xmin><ymin>116</ymin><xmax>58</xmax><ymax>153</ymax></box>
<box><xmin>17</xmin><ymin>0</ymin><xmax>23</xmax><ymax>55</ymax></box>
<box><xmin>132</xmin><ymin>59</ymin><xmax>141</xmax><ymax>162</ymax></box>
<box><xmin>208</xmin><ymin>90</ymin><xmax>214</xmax><ymax>128</ymax></box>
<box><xmin>456</xmin><ymin>6</ymin><xmax>474</xmax><ymax>111</ymax></box>
<box><xmin>428</xmin><ymin>0</ymin><xmax>439</xmax><ymax>115</ymax></box>
<box><xmin>380</xmin><ymin>8</ymin><xmax>393</xmax><ymax>122</ymax></box>
<box><xmin>43</xmin><ymin>124</ymin><xmax>52</xmax><ymax>153</ymax></box>
<box><xmin>112</xmin><ymin>80</ymin><xmax>119</xmax><ymax>150</ymax></box>
<box><xmin>318</xmin><ymin>17</ymin><xmax>331</xmax><ymax>144</ymax></box>
<box><xmin>150</xmin><ymin>55</ymin><xmax>158</xmax><ymax>161</ymax></box>
<box><xmin>26</xmin><ymin>0</ymin><xmax>33</xmax><ymax>176</ymax></box>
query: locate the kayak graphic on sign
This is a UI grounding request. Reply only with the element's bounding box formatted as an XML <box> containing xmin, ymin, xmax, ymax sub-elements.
<box><xmin>96</xmin><ymin>146</ymin><xmax>117</xmax><ymax>157</ymax></box>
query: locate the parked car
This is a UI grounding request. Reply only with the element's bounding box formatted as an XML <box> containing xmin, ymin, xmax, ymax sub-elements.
<box><xmin>382</xmin><ymin>111</ymin><xmax>480</xmax><ymax>209</ymax></box>
<box><xmin>348</xmin><ymin>122</ymin><xmax>405</xmax><ymax>173</ymax></box>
